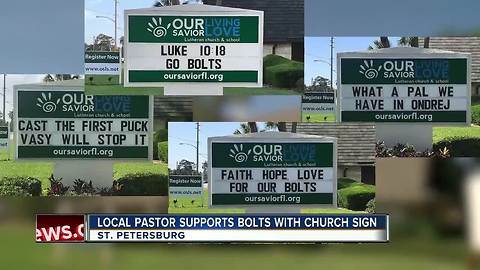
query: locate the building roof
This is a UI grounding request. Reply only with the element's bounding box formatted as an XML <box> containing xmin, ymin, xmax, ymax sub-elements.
<box><xmin>203</xmin><ymin>0</ymin><xmax>304</xmax><ymax>43</ymax></box>
<box><xmin>287</xmin><ymin>123</ymin><xmax>375</xmax><ymax>167</ymax></box>
<box><xmin>420</xmin><ymin>37</ymin><xmax>480</xmax><ymax>82</ymax></box>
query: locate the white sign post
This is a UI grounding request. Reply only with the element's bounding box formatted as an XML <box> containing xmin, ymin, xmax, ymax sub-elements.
<box><xmin>338</xmin><ymin>47</ymin><xmax>471</xmax><ymax>150</ymax></box>
<box><xmin>14</xmin><ymin>83</ymin><xmax>153</xmax><ymax>187</ymax></box>
<box><xmin>85</xmin><ymin>51</ymin><xmax>121</xmax><ymax>85</ymax></box>
<box><xmin>124</xmin><ymin>4</ymin><xmax>263</xmax><ymax>95</ymax></box>
<box><xmin>0</xmin><ymin>125</ymin><xmax>9</xmax><ymax>160</ymax></box>
<box><xmin>301</xmin><ymin>92</ymin><xmax>336</xmax><ymax>122</ymax></box>
<box><xmin>208</xmin><ymin>132</ymin><xmax>337</xmax><ymax>213</ymax></box>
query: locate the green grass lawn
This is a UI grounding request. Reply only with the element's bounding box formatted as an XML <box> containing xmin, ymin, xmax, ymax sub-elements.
<box><xmin>0</xmin><ymin>145</ymin><xmax>168</xmax><ymax>194</ymax></box>
<box><xmin>85</xmin><ymin>74</ymin><xmax>120</xmax><ymax>85</ymax></box>
<box><xmin>433</xmin><ymin>126</ymin><xmax>480</xmax><ymax>143</ymax></box>
<box><xmin>85</xmin><ymin>76</ymin><xmax>300</xmax><ymax>96</ymax></box>
<box><xmin>301</xmin><ymin>113</ymin><xmax>336</xmax><ymax>122</ymax></box>
<box><xmin>0</xmin><ymin>220</ymin><xmax>468</xmax><ymax>270</ymax></box>
<box><xmin>168</xmin><ymin>188</ymin><xmax>363</xmax><ymax>214</ymax></box>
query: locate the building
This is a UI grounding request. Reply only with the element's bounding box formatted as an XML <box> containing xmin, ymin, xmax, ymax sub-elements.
<box><xmin>153</xmin><ymin>97</ymin><xmax>192</xmax><ymax>129</ymax></box>
<box><xmin>287</xmin><ymin>123</ymin><xmax>376</xmax><ymax>184</ymax></box>
<box><xmin>203</xmin><ymin>0</ymin><xmax>304</xmax><ymax>62</ymax></box>
<box><xmin>420</xmin><ymin>37</ymin><xmax>480</xmax><ymax>96</ymax></box>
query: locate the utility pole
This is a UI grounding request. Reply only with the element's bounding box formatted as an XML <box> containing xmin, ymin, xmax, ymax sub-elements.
<box><xmin>196</xmin><ymin>122</ymin><xmax>199</xmax><ymax>173</ymax></box>
<box><xmin>114</xmin><ymin>0</ymin><xmax>118</xmax><ymax>49</ymax></box>
<box><xmin>330</xmin><ymin>37</ymin><xmax>334</xmax><ymax>91</ymax></box>
<box><xmin>2</xmin><ymin>74</ymin><xmax>5</xmax><ymax>122</ymax></box>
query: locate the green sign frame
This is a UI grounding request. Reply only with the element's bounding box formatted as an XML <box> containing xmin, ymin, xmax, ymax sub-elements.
<box><xmin>14</xmin><ymin>86</ymin><xmax>153</xmax><ymax>160</ymax></box>
<box><xmin>208</xmin><ymin>134</ymin><xmax>337</xmax><ymax>209</ymax></box>
<box><xmin>338</xmin><ymin>50</ymin><xmax>471</xmax><ymax>124</ymax></box>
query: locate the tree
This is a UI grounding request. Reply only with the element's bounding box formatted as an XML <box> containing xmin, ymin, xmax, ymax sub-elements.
<box><xmin>234</xmin><ymin>122</ymin><xmax>259</xmax><ymax>134</ymax></box>
<box><xmin>368</xmin><ymin>36</ymin><xmax>391</xmax><ymax>50</ymax></box>
<box><xmin>398</xmin><ymin>37</ymin><xmax>431</xmax><ymax>48</ymax></box>
<box><xmin>153</xmin><ymin>0</ymin><xmax>200</xmax><ymax>6</ymax></box>
<box><xmin>85</xmin><ymin>34</ymin><xmax>115</xmax><ymax>52</ymax></box>
<box><xmin>370</xmin><ymin>36</ymin><xmax>430</xmax><ymax>49</ymax></box>
<box><xmin>8</xmin><ymin>111</ymin><xmax>13</xmax><ymax>131</ymax></box>
<box><xmin>398</xmin><ymin>37</ymin><xmax>419</xmax><ymax>47</ymax></box>
<box><xmin>43</xmin><ymin>74</ymin><xmax>79</xmax><ymax>83</ymax></box>
<box><xmin>0</xmin><ymin>112</ymin><xmax>5</xmax><ymax>126</ymax></box>
<box><xmin>305</xmin><ymin>76</ymin><xmax>332</xmax><ymax>92</ymax></box>
<box><xmin>174</xmin><ymin>159</ymin><xmax>196</xmax><ymax>175</ymax></box>
<box><xmin>202</xmin><ymin>161</ymin><xmax>208</xmax><ymax>182</ymax></box>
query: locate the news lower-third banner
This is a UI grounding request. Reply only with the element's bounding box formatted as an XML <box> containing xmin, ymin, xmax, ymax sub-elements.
<box><xmin>36</xmin><ymin>214</ymin><xmax>389</xmax><ymax>243</ymax></box>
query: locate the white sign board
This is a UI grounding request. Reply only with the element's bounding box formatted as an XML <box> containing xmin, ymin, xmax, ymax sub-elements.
<box><xmin>301</xmin><ymin>92</ymin><xmax>336</xmax><ymax>122</ymax></box>
<box><xmin>338</xmin><ymin>48</ymin><xmax>471</xmax><ymax>124</ymax></box>
<box><xmin>169</xmin><ymin>174</ymin><xmax>203</xmax><ymax>198</ymax></box>
<box><xmin>208</xmin><ymin>132</ymin><xmax>337</xmax><ymax>208</ymax></box>
<box><xmin>85</xmin><ymin>51</ymin><xmax>121</xmax><ymax>76</ymax></box>
<box><xmin>14</xmin><ymin>86</ymin><xmax>153</xmax><ymax>160</ymax></box>
<box><xmin>0</xmin><ymin>126</ymin><xmax>8</xmax><ymax>150</ymax></box>
<box><xmin>124</xmin><ymin>5</ymin><xmax>263</xmax><ymax>95</ymax></box>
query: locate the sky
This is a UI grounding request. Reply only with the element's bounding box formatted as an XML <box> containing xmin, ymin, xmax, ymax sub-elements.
<box><xmin>304</xmin><ymin>37</ymin><xmax>402</xmax><ymax>87</ymax></box>
<box><xmin>85</xmin><ymin>0</ymin><xmax>201</xmax><ymax>44</ymax></box>
<box><xmin>168</xmin><ymin>122</ymin><xmax>271</xmax><ymax>171</ymax></box>
<box><xmin>0</xmin><ymin>75</ymin><xmax>46</xmax><ymax>122</ymax></box>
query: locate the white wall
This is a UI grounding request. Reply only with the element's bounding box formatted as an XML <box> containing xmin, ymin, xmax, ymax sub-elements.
<box><xmin>337</xmin><ymin>166</ymin><xmax>362</xmax><ymax>181</ymax></box>
<box><xmin>263</xmin><ymin>43</ymin><xmax>292</xmax><ymax>59</ymax></box>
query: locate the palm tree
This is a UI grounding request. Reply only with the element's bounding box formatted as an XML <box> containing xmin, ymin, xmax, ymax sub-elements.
<box><xmin>153</xmin><ymin>0</ymin><xmax>183</xmax><ymax>6</ymax></box>
<box><xmin>43</xmin><ymin>74</ymin><xmax>79</xmax><ymax>83</ymax></box>
<box><xmin>398</xmin><ymin>37</ymin><xmax>419</xmax><ymax>47</ymax></box>
<box><xmin>234</xmin><ymin>122</ymin><xmax>258</xmax><ymax>134</ymax></box>
<box><xmin>399</xmin><ymin>37</ymin><xmax>432</xmax><ymax>48</ymax></box>
<box><xmin>368</xmin><ymin>37</ymin><xmax>391</xmax><ymax>50</ymax></box>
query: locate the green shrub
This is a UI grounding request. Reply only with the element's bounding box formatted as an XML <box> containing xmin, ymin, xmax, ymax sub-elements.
<box><xmin>0</xmin><ymin>177</ymin><xmax>42</xmax><ymax>196</ymax></box>
<box><xmin>263</xmin><ymin>54</ymin><xmax>290</xmax><ymax>69</ymax></box>
<box><xmin>338</xmin><ymin>184</ymin><xmax>375</xmax><ymax>211</ymax></box>
<box><xmin>265</xmin><ymin>61</ymin><xmax>304</xmax><ymax>88</ymax></box>
<box><xmin>337</xmin><ymin>178</ymin><xmax>359</xmax><ymax>190</ymax></box>
<box><xmin>153</xmin><ymin>129</ymin><xmax>168</xmax><ymax>160</ymax></box>
<box><xmin>472</xmin><ymin>104</ymin><xmax>480</xmax><ymax>125</ymax></box>
<box><xmin>158</xmin><ymin>141</ymin><xmax>168</xmax><ymax>162</ymax></box>
<box><xmin>366</xmin><ymin>198</ymin><xmax>376</xmax><ymax>213</ymax></box>
<box><xmin>116</xmin><ymin>173</ymin><xmax>168</xmax><ymax>196</ymax></box>
<box><xmin>434</xmin><ymin>137</ymin><xmax>480</xmax><ymax>157</ymax></box>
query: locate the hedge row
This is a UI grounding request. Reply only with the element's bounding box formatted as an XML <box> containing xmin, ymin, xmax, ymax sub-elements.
<box><xmin>337</xmin><ymin>178</ymin><xmax>375</xmax><ymax>211</ymax></box>
<box><xmin>434</xmin><ymin>137</ymin><xmax>480</xmax><ymax>157</ymax></box>
<box><xmin>338</xmin><ymin>184</ymin><xmax>376</xmax><ymax>211</ymax></box>
<box><xmin>0</xmin><ymin>177</ymin><xmax>42</xmax><ymax>196</ymax></box>
<box><xmin>472</xmin><ymin>104</ymin><xmax>480</xmax><ymax>125</ymax></box>
<box><xmin>157</xmin><ymin>141</ymin><xmax>168</xmax><ymax>162</ymax></box>
<box><xmin>263</xmin><ymin>54</ymin><xmax>304</xmax><ymax>89</ymax></box>
<box><xmin>115</xmin><ymin>173</ymin><xmax>168</xmax><ymax>196</ymax></box>
<box><xmin>153</xmin><ymin>129</ymin><xmax>168</xmax><ymax>160</ymax></box>
<box><xmin>0</xmin><ymin>173</ymin><xmax>169</xmax><ymax>196</ymax></box>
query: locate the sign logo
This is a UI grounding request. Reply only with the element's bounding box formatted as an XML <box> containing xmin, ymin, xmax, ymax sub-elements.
<box><xmin>147</xmin><ymin>17</ymin><xmax>170</xmax><ymax>38</ymax></box>
<box><xmin>36</xmin><ymin>92</ymin><xmax>60</xmax><ymax>113</ymax></box>
<box><xmin>359</xmin><ymin>60</ymin><xmax>382</xmax><ymax>79</ymax></box>
<box><xmin>229</xmin><ymin>144</ymin><xmax>251</xmax><ymax>163</ymax></box>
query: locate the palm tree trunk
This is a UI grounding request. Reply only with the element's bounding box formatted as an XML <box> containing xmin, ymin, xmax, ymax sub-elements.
<box><xmin>380</xmin><ymin>37</ymin><xmax>390</xmax><ymax>48</ymax></box>
<box><xmin>277</xmin><ymin>122</ymin><xmax>287</xmax><ymax>132</ymax></box>
<box><xmin>423</xmin><ymin>37</ymin><xmax>430</xmax><ymax>48</ymax></box>
<box><xmin>248</xmin><ymin>122</ymin><xmax>258</xmax><ymax>133</ymax></box>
